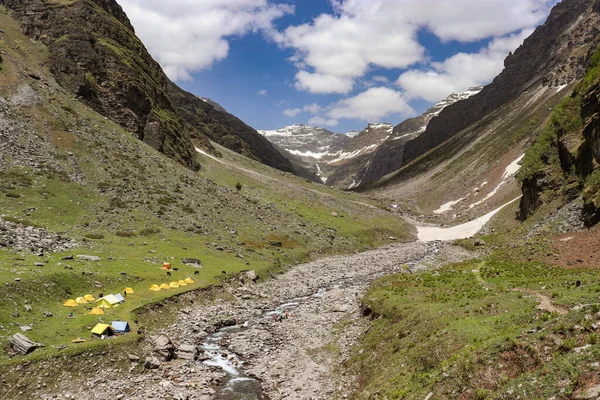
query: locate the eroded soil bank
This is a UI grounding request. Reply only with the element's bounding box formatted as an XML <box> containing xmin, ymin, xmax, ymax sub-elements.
<box><xmin>39</xmin><ymin>241</ymin><xmax>474</xmax><ymax>400</ymax></box>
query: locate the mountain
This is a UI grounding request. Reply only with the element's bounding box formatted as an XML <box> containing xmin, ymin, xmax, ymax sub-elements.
<box><xmin>167</xmin><ymin>84</ymin><xmax>295</xmax><ymax>173</ymax></box>
<box><xmin>358</xmin><ymin>87</ymin><xmax>483</xmax><ymax>186</ymax></box>
<box><xmin>259</xmin><ymin>87</ymin><xmax>482</xmax><ymax>189</ymax></box>
<box><xmin>364</xmin><ymin>0</ymin><xmax>600</xmax><ymax>226</ymax></box>
<box><xmin>259</xmin><ymin>123</ymin><xmax>394</xmax><ymax>187</ymax></box>
<box><xmin>0</xmin><ymin>0</ymin><xmax>294</xmax><ymax>174</ymax></box>
<box><xmin>401</xmin><ymin>0</ymin><xmax>594</xmax><ymax>167</ymax></box>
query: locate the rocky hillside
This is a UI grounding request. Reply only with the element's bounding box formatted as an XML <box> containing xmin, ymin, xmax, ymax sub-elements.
<box><xmin>0</xmin><ymin>0</ymin><xmax>294</xmax><ymax>174</ymax></box>
<box><xmin>519</xmin><ymin>46</ymin><xmax>600</xmax><ymax>226</ymax></box>
<box><xmin>167</xmin><ymin>84</ymin><xmax>295</xmax><ymax>173</ymax></box>
<box><xmin>364</xmin><ymin>0</ymin><xmax>600</xmax><ymax>225</ymax></box>
<box><xmin>401</xmin><ymin>0</ymin><xmax>595</xmax><ymax>168</ymax></box>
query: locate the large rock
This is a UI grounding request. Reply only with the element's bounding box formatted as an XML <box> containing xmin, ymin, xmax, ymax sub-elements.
<box><xmin>9</xmin><ymin>333</ymin><xmax>42</xmax><ymax>355</ymax></box>
<box><xmin>176</xmin><ymin>344</ymin><xmax>197</xmax><ymax>361</ymax></box>
<box><xmin>152</xmin><ymin>335</ymin><xmax>176</xmax><ymax>361</ymax></box>
<box><xmin>144</xmin><ymin>356</ymin><xmax>161</xmax><ymax>369</ymax></box>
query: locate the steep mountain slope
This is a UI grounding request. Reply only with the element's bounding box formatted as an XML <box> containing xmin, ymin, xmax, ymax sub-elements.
<box><xmin>0</xmin><ymin>0</ymin><xmax>202</xmax><ymax>170</ymax></box>
<box><xmin>365</xmin><ymin>0</ymin><xmax>600</xmax><ymax>225</ymax></box>
<box><xmin>0</xmin><ymin>0</ymin><xmax>294</xmax><ymax>175</ymax></box>
<box><xmin>401</xmin><ymin>0</ymin><xmax>594</xmax><ymax>167</ymax></box>
<box><xmin>518</xmin><ymin>46</ymin><xmax>600</xmax><ymax>226</ymax></box>
<box><xmin>361</xmin><ymin>87</ymin><xmax>482</xmax><ymax>185</ymax></box>
<box><xmin>167</xmin><ymin>84</ymin><xmax>295</xmax><ymax>173</ymax></box>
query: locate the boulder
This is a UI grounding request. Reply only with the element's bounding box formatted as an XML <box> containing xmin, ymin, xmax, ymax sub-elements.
<box><xmin>152</xmin><ymin>335</ymin><xmax>176</xmax><ymax>361</ymax></box>
<box><xmin>77</xmin><ymin>255</ymin><xmax>101</xmax><ymax>261</ymax></box>
<box><xmin>9</xmin><ymin>333</ymin><xmax>42</xmax><ymax>355</ymax></box>
<box><xmin>176</xmin><ymin>344</ymin><xmax>197</xmax><ymax>361</ymax></box>
<box><xmin>144</xmin><ymin>356</ymin><xmax>161</xmax><ymax>369</ymax></box>
<box><xmin>182</xmin><ymin>258</ymin><xmax>203</xmax><ymax>268</ymax></box>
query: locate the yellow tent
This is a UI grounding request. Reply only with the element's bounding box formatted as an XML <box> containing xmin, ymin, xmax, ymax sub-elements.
<box><xmin>150</xmin><ymin>284</ymin><xmax>161</xmax><ymax>291</ymax></box>
<box><xmin>84</xmin><ymin>294</ymin><xmax>96</xmax><ymax>302</ymax></box>
<box><xmin>75</xmin><ymin>297</ymin><xmax>88</xmax><ymax>304</ymax></box>
<box><xmin>169</xmin><ymin>282</ymin><xmax>179</xmax><ymax>288</ymax></box>
<box><xmin>91</xmin><ymin>323</ymin><xmax>114</xmax><ymax>337</ymax></box>
<box><xmin>177</xmin><ymin>280</ymin><xmax>187</xmax><ymax>286</ymax></box>
<box><xmin>89</xmin><ymin>307</ymin><xmax>105</xmax><ymax>315</ymax></box>
<box><xmin>160</xmin><ymin>283</ymin><xmax>170</xmax><ymax>290</ymax></box>
<box><xmin>123</xmin><ymin>287</ymin><xmax>134</xmax><ymax>294</ymax></box>
<box><xmin>184</xmin><ymin>278</ymin><xmax>195</xmax><ymax>284</ymax></box>
<box><xmin>95</xmin><ymin>295</ymin><xmax>120</xmax><ymax>309</ymax></box>
<box><xmin>63</xmin><ymin>299</ymin><xmax>78</xmax><ymax>307</ymax></box>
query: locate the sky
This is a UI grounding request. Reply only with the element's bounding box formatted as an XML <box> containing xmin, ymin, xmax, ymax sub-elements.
<box><xmin>118</xmin><ymin>0</ymin><xmax>560</xmax><ymax>133</ymax></box>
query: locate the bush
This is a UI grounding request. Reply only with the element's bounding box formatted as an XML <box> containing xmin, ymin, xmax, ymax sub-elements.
<box><xmin>116</xmin><ymin>230</ymin><xmax>137</xmax><ymax>238</ymax></box>
<box><xmin>84</xmin><ymin>233</ymin><xmax>104</xmax><ymax>240</ymax></box>
<box><xmin>139</xmin><ymin>227</ymin><xmax>160</xmax><ymax>236</ymax></box>
<box><xmin>235</xmin><ymin>182</ymin><xmax>243</xmax><ymax>191</ymax></box>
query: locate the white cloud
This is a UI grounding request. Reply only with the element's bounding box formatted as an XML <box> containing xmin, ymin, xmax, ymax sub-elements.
<box><xmin>258</xmin><ymin>89</ymin><xmax>268</xmax><ymax>95</ymax></box>
<box><xmin>277</xmin><ymin>0</ymin><xmax>556</xmax><ymax>94</ymax></box>
<box><xmin>283</xmin><ymin>108</ymin><xmax>302</xmax><ymax>117</ymax></box>
<box><xmin>303</xmin><ymin>103</ymin><xmax>321</xmax><ymax>114</ymax></box>
<box><xmin>397</xmin><ymin>29</ymin><xmax>534</xmax><ymax>102</ymax></box>
<box><xmin>372</xmin><ymin>76</ymin><xmax>390</xmax><ymax>84</ymax></box>
<box><xmin>119</xmin><ymin>0</ymin><xmax>293</xmax><ymax>81</ymax></box>
<box><xmin>309</xmin><ymin>116</ymin><xmax>339</xmax><ymax>127</ymax></box>
<box><xmin>295</xmin><ymin>71</ymin><xmax>354</xmax><ymax>94</ymax></box>
<box><xmin>326</xmin><ymin>87</ymin><xmax>414</xmax><ymax>122</ymax></box>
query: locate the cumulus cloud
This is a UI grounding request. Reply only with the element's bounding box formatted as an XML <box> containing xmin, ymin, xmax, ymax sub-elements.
<box><xmin>283</xmin><ymin>108</ymin><xmax>302</xmax><ymax>117</ymax></box>
<box><xmin>326</xmin><ymin>87</ymin><xmax>414</xmax><ymax>122</ymax></box>
<box><xmin>308</xmin><ymin>116</ymin><xmax>339</xmax><ymax>127</ymax></box>
<box><xmin>277</xmin><ymin>0</ymin><xmax>556</xmax><ymax>94</ymax></box>
<box><xmin>397</xmin><ymin>29</ymin><xmax>534</xmax><ymax>102</ymax></box>
<box><xmin>119</xmin><ymin>0</ymin><xmax>293</xmax><ymax>81</ymax></box>
<box><xmin>303</xmin><ymin>103</ymin><xmax>321</xmax><ymax>114</ymax></box>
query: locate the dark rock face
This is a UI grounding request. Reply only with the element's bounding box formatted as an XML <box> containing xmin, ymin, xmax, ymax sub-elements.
<box><xmin>403</xmin><ymin>0</ymin><xmax>596</xmax><ymax>166</ymax></box>
<box><xmin>0</xmin><ymin>0</ymin><xmax>204</xmax><ymax>170</ymax></box>
<box><xmin>167</xmin><ymin>84</ymin><xmax>295</xmax><ymax>173</ymax></box>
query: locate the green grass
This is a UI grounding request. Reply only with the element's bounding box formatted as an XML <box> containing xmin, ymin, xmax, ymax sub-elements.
<box><xmin>349</xmin><ymin>253</ymin><xmax>600</xmax><ymax>399</ymax></box>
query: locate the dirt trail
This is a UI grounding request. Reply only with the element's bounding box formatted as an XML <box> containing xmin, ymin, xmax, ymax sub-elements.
<box><xmin>512</xmin><ymin>289</ymin><xmax>569</xmax><ymax>315</ymax></box>
<box><xmin>42</xmin><ymin>241</ymin><xmax>474</xmax><ymax>400</ymax></box>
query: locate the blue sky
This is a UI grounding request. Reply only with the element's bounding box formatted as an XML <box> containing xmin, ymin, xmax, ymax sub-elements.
<box><xmin>119</xmin><ymin>0</ymin><xmax>559</xmax><ymax>133</ymax></box>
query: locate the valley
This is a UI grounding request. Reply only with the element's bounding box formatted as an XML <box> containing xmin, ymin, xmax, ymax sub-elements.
<box><xmin>2</xmin><ymin>0</ymin><xmax>600</xmax><ymax>399</ymax></box>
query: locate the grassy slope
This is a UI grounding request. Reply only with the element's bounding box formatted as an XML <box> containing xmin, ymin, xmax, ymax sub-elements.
<box><xmin>0</xmin><ymin>5</ymin><xmax>411</xmax><ymax>371</ymax></box>
<box><xmin>352</xmin><ymin>252</ymin><xmax>600</xmax><ymax>399</ymax></box>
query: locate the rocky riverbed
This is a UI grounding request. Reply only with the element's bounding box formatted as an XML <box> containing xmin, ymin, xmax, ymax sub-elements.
<box><xmin>40</xmin><ymin>241</ymin><xmax>474</xmax><ymax>400</ymax></box>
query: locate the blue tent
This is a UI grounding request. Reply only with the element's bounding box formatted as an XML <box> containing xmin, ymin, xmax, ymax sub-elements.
<box><xmin>111</xmin><ymin>321</ymin><xmax>130</xmax><ymax>333</ymax></box>
<box><xmin>114</xmin><ymin>293</ymin><xmax>125</xmax><ymax>303</ymax></box>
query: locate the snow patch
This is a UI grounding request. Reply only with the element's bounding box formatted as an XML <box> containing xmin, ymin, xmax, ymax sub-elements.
<box><xmin>348</xmin><ymin>180</ymin><xmax>361</xmax><ymax>190</ymax></box>
<box><xmin>433</xmin><ymin>197</ymin><xmax>467</xmax><ymax>215</ymax></box>
<box><xmin>417</xmin><ymin>197</ymin><xmax>521</xmax><ymax>241</ymax></box>
<box><xmin>468</xmin><ymin>154</ymin><xmax>524</xmax><ymax>209</ymax></box>
<box><xmin>287</xmin><ymin>150</ymin><xmax>329</xmax><ymax>159</ymax></box>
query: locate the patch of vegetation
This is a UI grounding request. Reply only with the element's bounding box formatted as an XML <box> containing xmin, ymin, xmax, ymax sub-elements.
<box><xmin>83</xmin><ymin>233</ymin><xmax>105</xmax><ymax>240</ymax></box>
<box><xmin>349</xmin><ymin>256</ymin><xmax>600</xmax><ymax>399</ymax></box>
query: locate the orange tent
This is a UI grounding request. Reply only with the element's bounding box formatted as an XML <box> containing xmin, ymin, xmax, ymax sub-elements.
<box><xmin>161</xmin><ymin>262</ymin><xmax>171</xmax><ymax>270</ymax></box>
<box><xmin>89</xmin><ymin>307</ymin><xmax>105</xmax><ymax>315</ymax></box>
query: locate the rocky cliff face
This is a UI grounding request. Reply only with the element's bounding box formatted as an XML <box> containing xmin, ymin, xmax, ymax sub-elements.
<box><xmin>0</xmin><ymin>0</ymin><xmax>204</xmax><ymax>170</ymax></box>
<box><xmin>518</xmin><ymin>43</ymin><xmax>600</xmax><ymax>226</ymax></box>
<box><xmin>402</xmin><ymin>0</ymin><xmax>597</xmax><ymax>167</ymax></box>
<box><xmin>167</xmin><ymin>84</ymin><xmax>295</xmax><ymax>173</ymax></box>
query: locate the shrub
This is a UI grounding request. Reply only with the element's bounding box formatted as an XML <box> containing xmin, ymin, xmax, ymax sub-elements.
<box><xmin>235</xmin><ymin>182</ymin><xmax>243</xmax><ymax>191</ymax></box>
<box><xmin>139</xmin><ymin>227</ymin><xmax>160</xmax><ymax>236</ymax></box>
<box><xmin>84</xmin><ymin>233</ymin><xmax>104</xmax><ymax>240</ymax></box>
<box><xmin>116</xmin><ymin>230</ymin><xmax>137</xmax><ymax>238</ymax></box>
